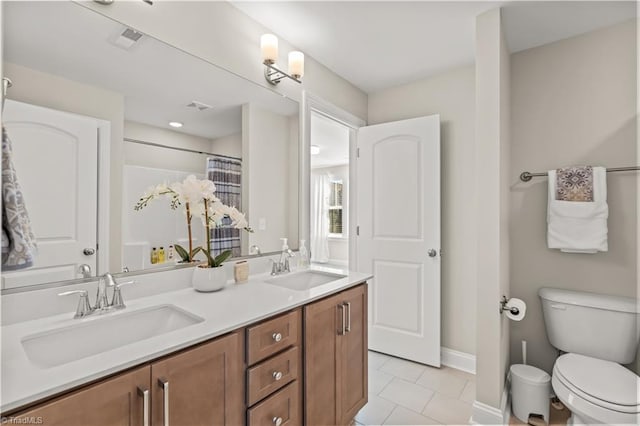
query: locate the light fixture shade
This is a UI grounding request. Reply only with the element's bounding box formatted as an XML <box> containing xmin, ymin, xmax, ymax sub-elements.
<box><xmin>261</xmin><ymin>34</ymin><xmax>278</xmax><ymax>64</ymax></box>
<box><xmin>288</xmin><ymin>51</ymin><xmax>304</xmax><ymax>78</ymax></box>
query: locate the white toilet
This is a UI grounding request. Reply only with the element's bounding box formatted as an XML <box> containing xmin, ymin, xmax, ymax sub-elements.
<box><xmin>539</xmin><ymin>287</ymin><xmax>640</xmax><ymax>425</ymax></box>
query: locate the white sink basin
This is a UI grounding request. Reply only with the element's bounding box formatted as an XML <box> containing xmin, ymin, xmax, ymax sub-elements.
<box><xmin>265</xmin><ymin>270</ymin><xmax>346</xmax><ymax>291</ymax></box>
<box><xmin>21</xmin><ymin>305</ymin><xmax>204</xmax><ymax>368</ymax></box>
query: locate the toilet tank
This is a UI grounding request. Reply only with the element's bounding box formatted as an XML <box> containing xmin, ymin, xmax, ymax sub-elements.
<box><xmin>539</xmin><ymin>288</ymin><xmax>639</xmax><ymax>364</ymax></box>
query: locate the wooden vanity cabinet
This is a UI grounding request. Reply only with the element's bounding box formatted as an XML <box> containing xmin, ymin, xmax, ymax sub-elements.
<box><xmin>13</xmin><ymin>366</ymin><xmax>150</xmax><ymax>426</ymax></box>
<box><xmin>8</xmin><ymin>284</ymin><xmax>369</xmax><ymax>426</ymax></box>
<box><xmin>304</xmin><ymin>284</ymin><xmax>368</xmax><ymax>426</ymax></box>
<box><xmin>245</xmin><ymin>309</ymin><xmax>302</xmax><ymax>426</ymax></box>
<box><xmin>10</xmin><ymin>331</ymin><xmax>244</xmax><ymax>426</ymax></box>
<box><xmin>151</xmin><ymin>331</ymin><xmax>245</xmax><ymax>426</ymax></box>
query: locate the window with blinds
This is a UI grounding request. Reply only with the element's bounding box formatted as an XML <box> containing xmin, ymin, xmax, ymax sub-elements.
<box><xmin>329</xmin><ymin>181</ymin><xmax>343</xmax><ymax>235</ymax></box>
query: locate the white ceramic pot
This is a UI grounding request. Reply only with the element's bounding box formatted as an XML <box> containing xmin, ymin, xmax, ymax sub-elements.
<box><xmin>192</xmin><ymin>265</ymin><xmax>227</xmax><ymax>292</ymax></box>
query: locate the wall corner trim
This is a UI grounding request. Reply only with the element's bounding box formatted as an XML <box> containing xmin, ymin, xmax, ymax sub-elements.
<box><xmin>440</xmin><ymin>347</ymin><xmax>476</xmax><ymax>374</ymax></box>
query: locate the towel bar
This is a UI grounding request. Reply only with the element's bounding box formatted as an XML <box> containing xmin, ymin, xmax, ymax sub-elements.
<box><xmin>520</xmin><ymin>166</ymin><xmax>640</xmax><ymax>182</ymax></box>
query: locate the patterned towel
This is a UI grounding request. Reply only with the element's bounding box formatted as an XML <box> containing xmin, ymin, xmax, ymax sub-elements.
<box><xmin>556</xmin><ymin>166</ymin><xmax>594</xmax><ymax>202</ymax></box>
<box><xmin>2</xmin><ymin>127</ymin><xmax>36</xmax><ymax>270</ymax></box>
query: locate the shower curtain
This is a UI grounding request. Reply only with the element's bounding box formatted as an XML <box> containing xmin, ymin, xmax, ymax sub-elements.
<box><xmin>206</xmin><ymin>156</ymin><xmax>242</xmax><ymax>257</ymax></box>
<box><xmin>310</xmin><ymin>172</ymin><xmax>330</xmax><ymax>263</ymax></box>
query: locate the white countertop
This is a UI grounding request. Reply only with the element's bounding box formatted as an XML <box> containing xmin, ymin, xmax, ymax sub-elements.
<box><xmin>1</xmin><ymin>267</ymin><xmax>371</xmax><ymax>413</ymax></box>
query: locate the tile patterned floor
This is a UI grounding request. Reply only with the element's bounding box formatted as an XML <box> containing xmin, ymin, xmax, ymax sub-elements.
<box><xmin>356</xmin><ymin>351</ymin><xmax>476</xmax><ymax>425</ymax></box>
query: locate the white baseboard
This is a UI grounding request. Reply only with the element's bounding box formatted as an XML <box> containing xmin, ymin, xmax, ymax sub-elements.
<box><xmin>470</xmin><ymin>372</ymin><xmax>511</xmax><ymax>425</ymax></box>
<box><xmin>471</xmin><ymin>400</ymin><xmax>504</xmax><ymax>425</ymax></box>
<box><xmin>440</xmin><ymin>347</ymin><xmax>476</xmax><ymax>374</ymax></box>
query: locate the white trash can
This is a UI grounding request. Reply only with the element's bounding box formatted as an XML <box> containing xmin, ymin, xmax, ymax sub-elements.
<box><xmin>510</xmin><ymin>364</ymin><xmax>551</xmax><ymax>424</ymax></box>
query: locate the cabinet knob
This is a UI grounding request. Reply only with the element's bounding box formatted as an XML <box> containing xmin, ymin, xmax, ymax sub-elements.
<box><xmin>272</xmin><ymin>332</ymin><xmax>283</xmax><ymax>342</ymax></box>
<box><xmin>272</xmin><ymin>417</ymin><xmax>283</xmax><ymax>426</ymax></box>
<box><xmin>272</xmin><ymin>371</ymin><xmax>283</xmax><ymax>381</ymax></box>
<box><xmin>428</xmin><ymin>249</ymin><xmax>437</xmax><ymax>257</ymax></box>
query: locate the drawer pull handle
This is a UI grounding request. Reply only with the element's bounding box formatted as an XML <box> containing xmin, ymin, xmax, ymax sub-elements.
<box><xmin>158</xmin><ymin>377</ymin><xmax>169</xmax><ymax>426</ymax></box>
<box><xmin>137</xmin><ymin>386</ymin><xmax>150</xmax><ymax>426</ymax></box>
<box><xmin>273</xmin><ymin>416</ymin><xmax>283</xmax><ymax>426</ymax></box>
<box><xmin>272</xmin><ymin>332</ymin><xmax>283</xmax><ymax>342</ymax></box>
<box><xmin>344</xmin><ymin>302</ymin><xmax>351</xmax><ymax>332</ymax></box>
<box><xmin>273</xmin><ymin>371</ymin><xmax>283</xmax><ymax>381</ymax></box>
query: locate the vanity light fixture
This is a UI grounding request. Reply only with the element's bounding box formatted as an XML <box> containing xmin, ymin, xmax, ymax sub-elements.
<box><xmin>310</xmin><ymin>145</ymin><xmax>320</xmax><ymax>155</ymax></box>
<box><xmin>169</xmin><ymin>121</ymin><xmax>183</xmax><ymax>128</ymax></box>
<box><xmin>261</xmin><ymin>34</ymin><xmax>304</xmax><ymax>86</ymax></box>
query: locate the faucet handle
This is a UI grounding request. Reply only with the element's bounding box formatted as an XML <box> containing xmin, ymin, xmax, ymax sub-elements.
<box><xmin>58</xmin><ymin>290</ymin><xmax>94</xmax><ymax>319</ymax></box>
<box><xmin>269</xmin><ymin>259</ymin><xmax>280</xmax><ymax>276</ymax></box>
<box><xmin>111</xmin><ymin>280</ymin><xmax>136</xmax><ymax>309</ymax></box>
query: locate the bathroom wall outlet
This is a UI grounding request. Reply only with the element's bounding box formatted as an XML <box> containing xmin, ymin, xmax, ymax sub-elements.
<box><xmin>258</xmin><ymin>218</ymin><xmax>267</xmax><ymax>230</ymax></box>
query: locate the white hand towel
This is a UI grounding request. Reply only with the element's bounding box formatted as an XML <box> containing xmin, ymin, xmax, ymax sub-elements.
<box><xmin>547</xmin><ymin>166</ymin><xmax>608</xmax><ymax>253</ymax></box>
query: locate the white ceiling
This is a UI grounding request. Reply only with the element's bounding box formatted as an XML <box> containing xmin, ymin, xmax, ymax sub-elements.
<box><xmin>4</xmin><ymin>1</ymin><xmax>298</xmax><ymax>140</ymax></box>
<box><xmin>232</xmin><ymin>1</ymin><xmax>636</xmax><ymax>94</ymax></box>
<box><xmin>310</xmin><ymin>112</ymin><xmax>350</xmax><ymax>168</ymax></box>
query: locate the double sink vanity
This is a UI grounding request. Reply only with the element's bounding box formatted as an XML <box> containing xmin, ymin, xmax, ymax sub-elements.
<box><xmin>1</xmin><ymin>266</ymin><xmax>371</xmax><ymax>425</ymax></box>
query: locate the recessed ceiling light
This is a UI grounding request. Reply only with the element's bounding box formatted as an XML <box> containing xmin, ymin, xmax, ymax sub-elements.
<box><xmin>169</xmin><ymin>121</ymin><xmax>183</xmax><ymax>128</ymax></box>
<box><xmin>310</xmin><ymin>145</ymin><xmax>320</xmax><ymax>155</ymax></box>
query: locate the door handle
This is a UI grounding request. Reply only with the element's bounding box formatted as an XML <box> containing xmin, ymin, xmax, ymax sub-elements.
<box><xmin>343</xmin><ymin>302</ymin><xmax>351</xmax><ymax>333</ymax></box>
<box><xmin>158</xmin><ymin>377</ymin><xmax>169</xmax><ymax>426</ymax></box>
<box><xmin>428</xmin><ymin>249</ymin><xmax>437</xmax><ymax>257</ymax></box>
<box><xmin>338</xmin><ymin>304</ymin><xmax>346</xmax><ymax>335</ymax></box>
<box><xmin>137</xmin><ymin>386</ymin><xmax>150</xmax><ymax>426</ymax></box>
<box><xmin>83</xmin><ymin>248</ymin><xmax>96</xmax><ymax>256</ymax></box>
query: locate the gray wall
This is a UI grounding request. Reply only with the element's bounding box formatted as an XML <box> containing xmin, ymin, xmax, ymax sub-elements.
<box><xmin>368</xmin><ymin>65</ymin><xmax>477</xmax><ymax>356</ymax></box>
<box><xmin>510</xmin><ymin>19</ymin><xmax>638</xmax><ymax>373</ymax></box>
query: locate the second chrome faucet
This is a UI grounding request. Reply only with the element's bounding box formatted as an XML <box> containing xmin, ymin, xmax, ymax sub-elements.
<box><xmin>59</xmin><ymin>272</ymin><xmax>135</xmax><ymax>319</ymax></box>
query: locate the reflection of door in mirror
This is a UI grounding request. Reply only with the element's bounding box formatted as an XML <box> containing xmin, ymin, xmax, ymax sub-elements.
<box><xmin>309</xmin><ymin>112</ymin><xmax>350</xmax><ymax>268</ymax></box>
<box><xmin>2</xmin><ymin>100</ymin><xmax>106</xmax><ymax>289</ymax></box>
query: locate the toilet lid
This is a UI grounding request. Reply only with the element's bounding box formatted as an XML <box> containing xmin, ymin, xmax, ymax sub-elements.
<box><xmin>555</xmin><ymin>353</ymin><xmax>640</xmax><ymax>407</ymax></box>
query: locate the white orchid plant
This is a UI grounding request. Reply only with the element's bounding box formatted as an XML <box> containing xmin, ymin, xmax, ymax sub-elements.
<box><xmin>135</xmin><ymin>175</ymin><xmax>252</xmax><ymax>267</ymax></box>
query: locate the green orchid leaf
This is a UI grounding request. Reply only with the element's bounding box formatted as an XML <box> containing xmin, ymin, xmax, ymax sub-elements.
<box><xmin>213</xmin><ymin>250</ymin><xmax>232</xmax><ymax>267</ymax></box>
<box><xmin>174</xmin><ymin>244</ymin><xmax>189</xmax><ymax>261</ymax></box>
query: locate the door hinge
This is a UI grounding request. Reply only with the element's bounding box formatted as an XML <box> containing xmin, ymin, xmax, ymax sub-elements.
<box><xmin>356</xmin><ymin>226</ymin><xmax>360</xmax><ymax>236</ymax></box>
<box><xmin>356</xmin><ymin>148</ymin><xmax>360</xmax><ymax>158</ymax></box>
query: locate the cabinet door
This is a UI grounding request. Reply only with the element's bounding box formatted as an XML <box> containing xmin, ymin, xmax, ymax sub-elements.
<box><xmin>304</xmin><ymin>292</ymin><xmax>343</xmax><ymax>425</ymax></box>
<box><xmin>339</xmin><ymin>284</ymin><xmax>368</xmax><ymax>424</ymax></box>
<box><xmin>13</xmin><ymin>366</ymin><xmax>150</xmax><ymax>426</ymax></box>
<box><xmin>151</xmin><ymin>332</ymin><xmax>244</xmax><ymax>426</ymax></box>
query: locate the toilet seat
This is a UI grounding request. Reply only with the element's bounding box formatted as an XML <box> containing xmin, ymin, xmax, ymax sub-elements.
<box><xmin>554</xmin><ymin>353</ymin><xmax>639</xmax><ymax>413</ymax></box>
<box><xmin>552</xmin><ymin>354</ymin><xmax>639</xmax><ymax>425</ymax></box>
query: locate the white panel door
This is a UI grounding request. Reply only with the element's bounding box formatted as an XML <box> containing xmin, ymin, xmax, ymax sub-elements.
<box><xmin>2</xmin><ymin>100</ymin><xmax>98</xmax><ymax>288</ymax></box>
<box><xmin>357</xmin><ymin>115</ymin><xmax>441</xmax><ymax>366</ymax></box>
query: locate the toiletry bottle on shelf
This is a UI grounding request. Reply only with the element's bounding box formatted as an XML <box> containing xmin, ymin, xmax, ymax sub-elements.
<box><xmin>168</xmin><ymin>245</ymin><xmax>174</xmax><ymax>261</ymax></box>
<box><xmin>151</xmin><ymin>247</ymin><xmax>158</xmax><ymax>264</ymax></box>
<box><xmin>298</xmin><ymin>239</ymin><xmax>310</xmax><ymax>269</ymax></box>
<box><xmin>158</xmin><ymin>247</ymin><xmax>165</xmax><ymax>263</ymax></box>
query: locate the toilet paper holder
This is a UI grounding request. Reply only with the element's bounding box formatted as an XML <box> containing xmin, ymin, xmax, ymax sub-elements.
<box><xmin>500</xmin><ymin>296</ymin><xmax>520</xmax><ymax>315</ymax></box>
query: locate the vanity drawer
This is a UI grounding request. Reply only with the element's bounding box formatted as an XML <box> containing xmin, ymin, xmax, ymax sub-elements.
<box><xmin>247</xmin><ymin>381</ymin><xmax>301</xmax><ymax>426</ymax></box>
<box><xmin>247</xmin><ymin>309</ymin><xmax>300</xmax><ymax>365</ymax></box>
<box><xmin>247</xmin><ymin>346</ymin><xmax>299</xmax><ymax>406</ymax></box>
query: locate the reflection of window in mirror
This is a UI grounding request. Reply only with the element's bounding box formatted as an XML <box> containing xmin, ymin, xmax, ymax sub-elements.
<box><xmin>328</xmin><ymin>180</ymin><xmax>343</xmax><ymax>236</ymax></box>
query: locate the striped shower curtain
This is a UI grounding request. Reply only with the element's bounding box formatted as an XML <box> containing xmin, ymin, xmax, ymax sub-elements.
<box><xmin>206</xmin><ymin>156</ymin><xmax>242</xmax><ymax>257</ymax></box>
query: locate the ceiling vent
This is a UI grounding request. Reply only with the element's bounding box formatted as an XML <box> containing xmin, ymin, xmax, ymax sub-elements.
<box><xmin>111</xmin><ymin>27</ymin><xmax>143</xmax><ymax>50</ymax></box>
<box><xmin>187</xmin><ymin>101</ymin><xmax>213</xmax><ymax>111</ymax></box>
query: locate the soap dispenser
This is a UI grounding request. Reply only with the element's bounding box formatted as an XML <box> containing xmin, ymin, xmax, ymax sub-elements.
<box><xmin>298</xmin><ymin>239</ymin><xmax>310</xmax><ymax>269</ymax></box>
<box><xmin>279</xmin><ymin>238</ymin><xmax>294</xmax><ymax>273</ymax></box>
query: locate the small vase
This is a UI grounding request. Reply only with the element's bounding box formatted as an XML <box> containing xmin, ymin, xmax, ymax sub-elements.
<box><xmin>192</xmin><ymin>265</ymin><xmax>227</xmax><ymax>292</ymax></box>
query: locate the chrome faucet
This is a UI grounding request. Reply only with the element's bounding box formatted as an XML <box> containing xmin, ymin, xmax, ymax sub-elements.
<box><xmin>270</xmin><ymin>249</ymin><xmax>296</xmax><ymax>276</ymax></box>
<box><xmin>58</xmin><ymin>272</ymin><xmax>135</xmax><ymax>319</ymax></box>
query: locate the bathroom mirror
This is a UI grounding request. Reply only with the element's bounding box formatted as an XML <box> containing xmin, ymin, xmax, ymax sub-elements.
<box><xmin>1</xmin><ymin>1</ymin><xmax>299</xmax><ymax>291</ymax></box>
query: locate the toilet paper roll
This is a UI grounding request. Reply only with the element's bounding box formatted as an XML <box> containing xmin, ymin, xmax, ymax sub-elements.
<box><xmin>505</xmin><ymin>298</ymin><xmax>527</xmax><ymax>321</ymax></box>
